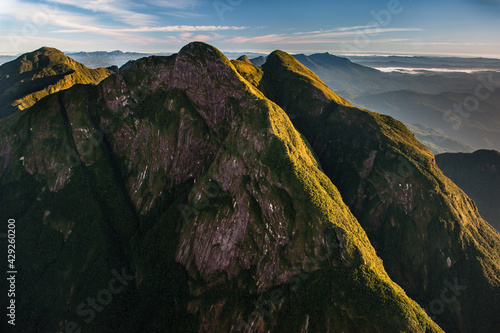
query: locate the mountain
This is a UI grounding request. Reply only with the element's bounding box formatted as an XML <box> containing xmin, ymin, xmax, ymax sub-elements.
<box><xmin>236</xmin><ymin>54</ymin><xmax>252</xmax><ymax>63</ymax></box>
<box><xmin>0</xmin><ymin>55</ymin><xmax>16</xmax><ymax>66</ymax></box>
<box><xmin>250</xmin><ymin>56</ymin><xmax>267</xmax><ymax>67</ymax></box>
<box><xmin>354</xmin><ymin>89</ymin><xmax>500</xmax><ymax>152</ymax></box>
<box><xmin>283</xmin><ymin>52</ymin><xmax>500</xmax><ymax>153</ymax></box>
<box><xmin>288</xmin><ymin>53</ymin><xmax>495</xmax><ymax>100</ymax></box>
<box><xmin>2</xmin><ymin>42</ymin><xmax>500</xmax><ymax>332</ymax></box>
<box><xmin>223</xmin><ymin>52</ymin><xmax>268</xmax><ymax>61</ymax></box>
<box><xmin>244</xmin><ymin>52</ymin><xmax>490</xmax><ymax>154</ymax></box>
<box><xmin>292</xmin><ymin>53</ymin><xmax>398</xmax><ymax>98</ymax></box>
<box><xmin>66</xmin><ymin>50</ymin><xmax>152</xmax><ymax>68</ymax></box>
<box><xmin>0</xmin><ymin>42</ymin><xmax>442</xmax><ymax>333</ymax></box>
<box><xmin>234</xmin><ymin>50</ymin><xmax>500</xmax><ymax>332</ymax></box>
<box><xmin>66</xmin><ymin>50</ymin><xmax>267</xmax><ymax>69</ymax></box>
<box><xmin>0</xmin><ymin>47</ymin><xmax>113</xmax><ymax>119</ymax></box>
<box><xmin>436</xmin><ymin>150</ymin><xmax>500</xmax><ymax>232</ymax></box>
<box><xmin>406</xmin><ymin>124</ymin><xmax>475</xmax><ymax>155</ymax></box>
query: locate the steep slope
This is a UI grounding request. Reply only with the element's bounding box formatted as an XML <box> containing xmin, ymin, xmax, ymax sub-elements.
<box><xmin>0</xmin><ymin>42</ymin><xmax>441</xmax><ymax>332</ymax></box>
<box><xmin>0</xmin><ymin>47</ymin><xmax>113</xmax><ymax>119</ymax></box>
<box><xmin>234</xmin><ymin>50</ymin><xmax>500</xmax><ymax>333</ymax></box>
<box><xmin>436</xmin><ymin>150</ymin><xmax>500</xmax><ymax>232</ymax></box>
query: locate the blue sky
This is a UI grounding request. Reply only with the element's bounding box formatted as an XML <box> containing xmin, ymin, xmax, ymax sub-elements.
<box><xmin>0</xmin><ymin>0</ymin><xmax>499</xmax><ymax>57</ymax></box>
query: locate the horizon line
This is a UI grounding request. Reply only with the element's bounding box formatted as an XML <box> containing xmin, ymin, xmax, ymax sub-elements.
<box><xmin>1</xmin><ymin>48</ymin><xmax>500</xmax><ymax>60</ymax></box>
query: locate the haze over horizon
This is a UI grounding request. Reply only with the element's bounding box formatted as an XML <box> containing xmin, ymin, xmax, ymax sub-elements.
<box><xmin>0</xmin><ymin>0</ymin><xmax>499</xmax><ymax>57</ymax></box>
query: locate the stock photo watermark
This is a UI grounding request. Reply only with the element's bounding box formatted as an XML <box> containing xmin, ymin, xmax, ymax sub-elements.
<box><xmin>213</xmin><ymin>0</ymin><xmax>244</xmax><ymax>21</ymax></box>
<box><xmin>425</xmin><ymin>277</ymin><xmax>467</xmax><ymax>320</ymax></box>
<box><xmin>442</xmin><ymin>72</ymin><xmax>498</xmax><ymax>130</ymax></box>
<box><xmin>6</xmin><ymin>219</ymin><xmax>17</xmax><ymax>327</ymax></box>
<box><xmin>8</xmin><ymin>2</ymin><xmax>60</xmax><ymax>53</ymax></box>
<box><xmin>340</xmin><ymin>0</ymin><xmax>407</xmax><ymax>54</ymax></box>
<box><xmin>234</xmin><ymin>230</ymin><xmax>341</xmax><ymax>332</ymax></box>
<box><xmin>52</xmin><ymin>267</ymin><xmax>135</xmax><ymax>333</ymax></box>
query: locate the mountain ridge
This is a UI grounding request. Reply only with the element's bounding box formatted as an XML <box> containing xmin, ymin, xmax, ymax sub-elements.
<box><xmin>234</xmin><ymin>49</ymin><xmax>500</xmax><ymax>332</ymax></box>
<box><xmin>0</xmin><ymin>42</ymin><xmax>443</xmax><ymax>332</ymax></box>
<box><xmin>0</xmin><ymin>46</ymin><xmax>112</xmax><ymax>119</ymax></box>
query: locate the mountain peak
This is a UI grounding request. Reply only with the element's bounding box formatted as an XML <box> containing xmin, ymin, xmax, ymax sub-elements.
<box><xmin>266</xmin><ymin>49</ymin><xmax>337</xmax><ymax>87</ymax></box>
<box><xmin>13</xmin><ymin>46</ymin><xmax>70</xmax><ymax>72</ymax></box>
<box><xmin>0</xmin><ymin>46</ymin><xmax>112</xmax><ymax>118</ymax></box>
<box><xmin>237</xmin><ymin>54</ymin><xmax>251</xmax><ymax>64</ymax></box>
<box><xmin>33</xmin><ymin>46</ymin><xmax>64</xmax><ymax>54</ymax></box>
<box><xmin>262</xmin><ymin>49</ymin><xmax>352</xmax><ymax>108</ymax></box>
<box><xmin>178</xmin><ymin>41</ymin><xmax>229</xmax><ymax>64</ymax></box>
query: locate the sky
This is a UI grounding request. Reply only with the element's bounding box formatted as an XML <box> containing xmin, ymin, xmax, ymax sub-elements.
<box><xmin>0</xmin><ymin>0</ymin><xmax>499</xmax><ymax>57</ymax></box>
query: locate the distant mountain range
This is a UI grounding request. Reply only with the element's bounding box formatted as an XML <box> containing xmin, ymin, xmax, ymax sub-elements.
<box><xmin>0</xmin><ymin>55</ymin><xmax>16</xmax><ymax>65</ymax></box>
<box><xmin>291</xmin><ymin>53</ymin><xmax>397</xmax><ymax>98</ymax></box>
<box><xmin>65</xmin><ymin>50</ymin><xmax>166</xmax><ymax>68</ymax></box>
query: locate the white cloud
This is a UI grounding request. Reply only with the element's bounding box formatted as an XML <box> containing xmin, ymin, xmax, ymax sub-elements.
<box><xmin>45</xmin><ymin>0</ymin><xmax>157</xmax><ymax>26</ymax></box>
<box><xmin>148</xmin><ymin>0</ymin><xmax>201</xmax><ymax>9</ymax></box>
<box><xmin>226</xmin><ymin>27</ymin><xmax>422</xmax><ymax>45</ymax></box>
<box><xmin>55</xmin><ymin>25</ymin><xmax>247</xmax><ymax>33</ymax></box>
<box><xmin>167</xmin><ymin>31</ymin><xmax>221</xmax><ymax>44</ymax></box>
<box><xmin>292</xmin><ymin>25</ymin><xmax>380</xmax><ymax>35</ymax></box>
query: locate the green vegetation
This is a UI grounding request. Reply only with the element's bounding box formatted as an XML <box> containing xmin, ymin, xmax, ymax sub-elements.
<box><xmin>254</xmin><ymin>46</ymin><xmax>500</xmax><ymax>333</ymax></box>
<box><xmin>230</xmin><ymin>59</ymin><xmax>264</xmax><ymax>88</ymax></box>
<box><xmin>0</xmin><ymin>46</ymin><xmax>113</xmax><ymax>118</ymax></box>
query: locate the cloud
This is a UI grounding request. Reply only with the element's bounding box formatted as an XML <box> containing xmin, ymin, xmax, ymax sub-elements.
<box><xmin>45</xmin><ymin>0</ymin><xmax>157</xmax><ymax>26</ymax></box>
<box><xmin>55</xmin><ymin>25</ymin><xmax>247</xmax><ymax>34</ymax></box>
<box><xmin>226</xmin><ymin>26</ymin><xmax>422</xmax><ymax>45</ymax></box>
<box><xmin>161</xmin><ymin>11</ymin><xmax>206</xmax><ymax>19</ymax></box>
<box><xmin>148</xmin><ymin>0</ymin><xmax>201</xmax><ymax>9</ymax></box>
<box><xmin>226</xmin><ymin>34</ymin><xmax>287</xmax><ymax>44</ymax></box>
<box><xmin>166</xmin><ymin>31</ymin><xmax>222</xmax><ymax>44</ymax></box>
<box><xmin>292</xmin><ymin>25</ymin><xmax>379</xmax><ymax>35</ymax></box>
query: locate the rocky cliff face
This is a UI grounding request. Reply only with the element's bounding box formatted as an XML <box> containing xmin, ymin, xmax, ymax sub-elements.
<box><xmin>232</xmin><ymin>50</ymin><xmax>500</xmax><ymax>333</ymax></box>
<box><xmin>0</xmin><ymin>47</ymin><xmax>112</xmax><ymax>119</ymax></box>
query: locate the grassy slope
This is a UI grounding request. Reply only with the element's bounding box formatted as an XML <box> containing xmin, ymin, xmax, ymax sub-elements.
<box><xmin>234</xmin><ymin>50</ymin><xmax>500</xmax><ymax>333</ymax></box>
<box><xmin>0</xmin><ymin>47</ymin><xmax>112</xmax><ymax>118</ymax></box>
